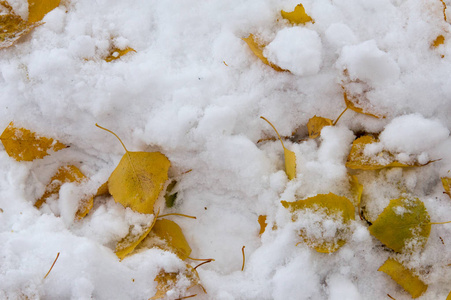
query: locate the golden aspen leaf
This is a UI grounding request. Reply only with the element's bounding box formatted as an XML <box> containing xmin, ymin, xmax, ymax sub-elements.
<box><xmin>27</xmin><ymin>0</ymin><xmax>60</xmax><ymax>23</ymax></box>
<box><xmin>343</xmin><ymin>91</ymin><xmax>382</xmax><ymax>119</ymax></box>
<box><xmin>307</xmin><ymin>115</ymin><xmax>333</xmax><ymax>139</ymax></box>
<box><xmin>115</xmin><ymin>215</ymin><xmax>157</xmax><ymax>260</ymax></box>
<box><xmin>433</xmin><ymin>35</ymin><xmax>445</xmax><ymax>47</ymax></box>
<box><xmin>378</xmin><ymin>258</ymin><xmax>428</xmax><ymax>298</ymax></box>
<box><xmin>143</xmin><ymin>219</ymin><xmax>192</xmax><ymax>260</ymax></box>
<box><xmin>281</xmin><ymin>3</ymin><xmax>313</xmax><ymax>25</ymax></box>
<box><xmin>0</xmin><ymin>122</ymin><xmax>67</xmax><ymax>161</ymax></box>
<box><xmin>260</xmin><ymin>117</ymin><xmax>296</xmax><ymax>180</ymax></box>
<box><xmin>0</xmin><ymin>1</ymin><xmax>40</xmax><ymax>49</ymax></box>
<box><xmin>152</xmin><ymin>264</ymin><xmax>204</xmax><ymax>300</ymax></box>
<box><xmin>447</xmin><ymin>290</ymin><xmax>451</xmax><ymax>300</ymax></box>
<box><xmin>442</xmin><ymin>177</ymin><xmax>451</xmax><ymax>198</ymax></box>
<box><xmin>96</xmin><ymin>124</ymin><xmax>171</xmax><ymax>215</ymax></box>
<box><xmin>258</xmin><ymin>215</ymin><xmax>267</xmax><ymax>235</ymax></box>
<box><xmin>349</xmin><ymin>174</ymin><xmax>363</xmax><ymax>207</ymax></box>
<box><xmin>35</xmin><ymin>165</ymin><xmax>94</xmax><ymax>221</ymax></box>
<box><xmin>95</xmin><ymin>181</ymin><xmax>109</xmax><ymax>197</ymax></box>
<box><xmin>105</xmin><ymin>47</ymin><xmax>136</xmax><ymax>62</ymax></box>
<box><xmin>369</xmin><ymin>197</ymin><xmax>431</xmax><ymax>253</ymax></box>
<box><xmin>242</xmin><ymin>34</ymin><xmax>285</xmax><ymax>72</ymax></box>
<box><xmin>281</xmin><ymin>193</ymin><xmax>355</xmax><ymax>253</ymax></box>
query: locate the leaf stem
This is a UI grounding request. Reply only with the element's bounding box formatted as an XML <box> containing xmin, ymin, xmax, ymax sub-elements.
<box><xmin>241</xmin><ymin>246</ymin><xmax>245</xmax><ymax>271</ymax></box>
<box><xmin>333</xmin><ymin>107</ymin><xmax>348</xmax><ymax>126</ymax></box>
<box><xmin>158</xmin><ymin>213</ymin><xmax>197</xmax><ymax>219</ymax></box>
<box><xmin>95</xmin><ymin>123</ymin><xmax>129</xmax><ymax>152</ymax></box>
<box><xmin>44</xmin><ymin>252</ymin><xmax>60</xmax><ymax>279</ymax></box>
<box><xmin>260</xmin><ymin>116</ymin><xmax>286</xmax><ymax>149</ymax></box>
<box><xmin>194</xmin><ymin>259</ymin><xmax>214</xmax><ymax>270</ymax></box>
<box><xmin>188</xmin><ymin>257</ymin><xmax>215</xmax><ymax>262</ymax></box>
<box><xmin>429</xmin><ymin>220</ymin><xmax>451</xmax><ymax>225</ymax></box>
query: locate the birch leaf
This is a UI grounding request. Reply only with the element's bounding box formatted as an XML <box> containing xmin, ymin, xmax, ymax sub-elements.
<box><xmin>28</xmin><ymin>0</ymin><xmax>60</xmax><ymax>23</ymax></box>
<box><xmin>307</xmin><ymin>115</ymin><xmax>333</xmax><ymax>139</ymax></box>
<box><xmin>105</xmin><ymin>47</ymin><xmax>136</xmax><ymax>62</ymax></box>
<box><xmin>442</xmin><ymin>177</ymin><xmax>451</xmax><ymax>198</ymax></box>
<box><xmin>378</xmin><ymin>258</ymin><xmax>428</xmax><ymax>298</ymax></box>
<box><xmin>96</xmin><ymin>124</ymin><xmax>171</xmax><ymax>214</ymax></box>
<box><xmin>281</xmin><ymin>3</ymin><xmax>313</xmax><ymax>25</ymax></box>
<box><xmin>242</xmin><ymin>34</ymin><xmax>285</xmax><ymax>72</ymax></box>
<box><xmin>343</xmin><ymin>91</ymin><xmax>382</xmax><ymax>119</ymax></box>
<box><xmin>369</xmin><ymin>197</ymin><xmax>431</xmax><ymax>253</ymax></box>
<box><xmin>261</xmin><ymin>117</ymin><xmax>296</xmax><ymax>180</ymax></box>
<box><xmin>152</xmin><ymin>264</ymin><xmax>203</xmax><ymax>300</ymax></box>
<box><xmin>0</xmin><ymin>122</ymin><xmax>67</xmax><ymax>161</ymax></box>
<box><xmin>258</xmin><ymin>215</ymin><xmax>267</xmax><ymax>235</ymax></box>
<box><xmin>281</xmin><ymin>193</ymin><xmax>355</xmax><ymax>253</ymax></box>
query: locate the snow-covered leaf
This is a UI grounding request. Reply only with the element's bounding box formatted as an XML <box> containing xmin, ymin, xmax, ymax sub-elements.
<box><xmin>307</xmin><ymin>115</ymin><xmax>333</xmax><ymax>139</ymax></box>
<box><xmin>242</xmin><ymin>34</ymin><xmax>285</xmax><ymax>72</ymax></box>
<box><xmin>151</xmin><ymin>264</ymin><xmax>203</xmax><ymax>299</ymax></box>
<box><xmin>27</xmin><ymin>0</ymin><xmax>60</xmax><ymax>23</ymax></box>
<box><xmin>105</xmin><ymin>47</ymin><xmax>136</xmax><ymax>62</ymax></box>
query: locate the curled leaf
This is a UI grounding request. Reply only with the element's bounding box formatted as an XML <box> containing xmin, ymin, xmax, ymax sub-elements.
<box><xmin>152</xmin><ymin>264</ymin><xmax>204</xmax><ymax>299</ymax></box>
<box><xmin>258</xmin><ymin>215</ymin><xmax>267</xmax><ymax>235</ymax></box>
<box><xmin>28</xmin><ymin>0</ymin><xmax>60</xmax><ymax>23</ymax></box>
<box><xmin>105</xmin><ymin>47</ymin><xmax>136</xmax><ymax>62</ymax></box>
<box><xmin>369</xmin><ymin>197</ymin><xmax>431</xmax><ymax>253</ymax></box>
<box><xmin>282</xmin><ymin>193</ymin><xmax>355</xmax><ymax>253</ymax></box>
<box><xmin>115</xmin><ymin>215</ymin><xmax>157</xmax><ymax>259</ymax></box>
<box><xmin>281</xmin><ymin>3</ymin><xmax>313</xmax><ymax>25</ymax></box>
<box><xmin>378</xmin><ymin>258</ymin><xmax>428</xmax><ymax>298</ymax></box>
<box><xmin>307</xmin><ymin>115</ymin><xmax>333</xmax><ymax>139</ymax></box>
<box><xmin>242</xmin><ymin>34</ymin><xmax>285</xmax><ymax>72</ymax></box>
<box><xmin>0</xmin><ymin>122</ymin><xmax>67</xmax><ymax>161</ymax></box>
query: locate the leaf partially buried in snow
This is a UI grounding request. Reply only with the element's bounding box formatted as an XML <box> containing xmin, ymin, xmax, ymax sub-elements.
<box><xmin>369</xmin><ymin>197</ymin><xmax>431</xmax><ymax>253</ymax></box>
<box><xmin>35</xmin><ymin>165</ymin><xmax>93</xmax><ymax>220</ymax></box>
<box><xmin>442</xmin><ymin>177</ymin><xmax>451</xmax><ymax>198</ymax></box>
<box><xmin>28</xmin><ymin>0</ymin><xmax>60</xmax><ymax>23</ymax></box>
<box><xmin>141</xmin><ymin>219</ymin><xmax>192</xmax><ymax>260</ymax></box>
<box><xmin>346</xmin><ymin>135</ymin><xmax>433</xmax><ymax>170</ymax></box>
<box><xmin>343</xmin><ymin>91</ymin><xmax>382</xmax><ymax>119</ymax></box>
<box><xmin>105</xmin><ymin>47</ymin><xmax>136</xmax><ymax>62</ymax></box>
<box><xmin>0</xmin><ymin>122</ymin><xmax>67</xmax><ymax>161</ymax></box>
<box><xmin>307</xmin><ymin>115</ymin><xmax>333</xmax><ymax>139</ymax></box>
<box><xmin>152</xmin><ymin>264</ymin><xmax>204</xmax><ymax>299</ymax></box>
<box><xmin>378</xmin><ymin>258</ymin><xmax>428</xmax><ymax>298</ymax></box>
<box><xmin>258</xmin><ymin>215</ymin><xmax>267</xmax><ymax>235</ymax></box>
<box><xmin>281</xmin><ymin>3</ymin><xmax>313</xmax><ymax>25</ymax></box>
<box><xmin>261</xmin><ymin>117</ymin><xmax>296</xmax><ymax>180</ymax></box>
<box><xmin>0</xmin><ymin>1</ymin><xmax>40</xmax><ymax>49</ymax></box>
<box><xmin>281</xmin><ymin>193</ymin><xmax>355</xmax><ymax>253</ymax></box>
<box><xmin>115</xmin><ymin>215</ymin><xmax>157</xmax><ymax>260</ymax></box>
<box><xmin>96</xmin><ymin>124</ymin><xmax>171</xmax><ymax>214</ymax></box>
<box><xmin>242</xmin><ymin>34</ymin><xmax>285</xmax><ymax>72</ymax></box>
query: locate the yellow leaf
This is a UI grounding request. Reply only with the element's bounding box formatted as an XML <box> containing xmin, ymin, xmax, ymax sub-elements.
<box><xmin>0</xmin><ymin>122</ymin><xmax>67</xmax><ymax>161</ymax></box>
<box><xmin>343</xmin><ymin>91</ymin><xmax>382</xmax><ymax>119</ymax></box>
<box><xmin>369</xmin><ymin>197</ymin><xmax>431</xmax><ymax>253</ymax></box>
<box><xmin>96</xmin><ymin>124</ymin><xmax>171</xmax><ymax>215</ymax></box>
<box><xmin>432</xmin><ymin>35</ymin><xmax>445</xmax><ymax>47</ymax></box>
<box><xmin>143</xmin><ymin>219</ymin><xmax>192</xmax><ymax>260</ymax></box>
<box><xmin>378</xmin><ymin>258</ymin><xmax>428</xmax><ymax>298</ymax></box>
<box><xmin>105</xmin><ymin>47</ymin><xmax>136</xmax><ymax>62</ymax></box>
<box><xmin>27</xmin><ymin>0</ymin><xmax>60</xmax><ymax>23</ymax></box>
<box><xmin>349</xmin><ymin>174</ymin><xmax>363</xmax><ymax>208</ymax></box>
<box><xmin>34</xmin><ymin>165</ymin><xmax>93</xmax><ymax>221</ymax></box>
<box><xmin>442</xmin><ymin>177</ymin><xmax>451</xmax><ymax>198</ymax></box>
<box><xmin>346</xmin><ymin>135</ymin><xmax>432</xmax><ymax>170</ymax></box>
<box><xmin>260</xmin><ymin>117</ymin><xmax>296</xmax><ymax>180</ymax></box>
<box><xmin>242</xmin><ymin>34</ymin><xmax>285</xmax><ymax>72</ymax></box>
<box><xmin>307</xmin><ymin>115</ymin><xmax>333</xmax><ymax>139</ymax></box>
<box><xmin>281</xmin><ymin>3</ymin><xmax>313</xmax><ymax>25</ymax></box>
<box><xmin>258</xmin><ymin>215</ymin><xmax>267</xmax><ymax>235</ymax></box>
<box><xmin>95</xmin><ymin>181</ymin><xmax>109</xmax><ymax>197</ymax></box>
<box><xmin>281</xmin><ymin>193</ymin><xmax>355</xmax><ymax>253</ymax></box>
<box><xmin>447</xmin><ymin>290</ymin><xmax>451</xmax><ymax>300</ymax></box>
<box><xmin>0</xmin><ymin>1</ymin><xmax>40</xmax><ymax>49</ymax></box>
<box><xmin>115</xmin><ymin>215</ymin><xmax>157</xmax><ymax>260</ymax></box>
<box><xmin>152</xmin><ymin>264</ymin><xmax>203</xmax><ymax>299</ymax></box>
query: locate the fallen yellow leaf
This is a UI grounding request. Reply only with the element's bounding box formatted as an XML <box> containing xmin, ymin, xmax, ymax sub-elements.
<box><xmin>96</xmin><ymin>124</ymin><xmax>170</xmax><ymax>214</ymax></box>
<box><xmin>442</xmin><ymin>177</ymin><xmax>451</xmax><ymax>198</ymax></box>
<box><xmin>27</xmin><ymin>0</ymin><xmax>60</xmax><ymax>23</ymax></box>
<box><xmin>242</xmin><ymin>34</ymin><xmax>285</xmax><ymax>72</ymax></box>
<box><xmin>281</xmin><ymin>193</ymin><xmax>355</xmax><ymax>253</ymax></box>
<box><xmin>432</xmin><ymin>35</ymin><xmax>445</xmax><ymax>47</ymax></box>
<box><xmin>258</xmin><ymin>215</ymin><xmax>267</xmax><ymax>235</ymax></box>
<box><xmin>105</xmin><ymin>47</ymin><xmax>136</xmax><ymax>62</ymax></box>
<box><xmin>343</xmin><ymin>91</ymin><xmax>382</xmax><ymax>119</ymax></box>
<box><xmin>307</xmin><ymin>115</ymin><xmax>333</xmax><ymax>139</ymax></box>
<box><xmin>0</xmin><ymin>122</ymin><xmax>66</xmax><ymax>161</ymax></box>
<box><xmin>369</xmin><ymin>197</ymin><xmax>431</xmax><ymax>253</ymax></box>
<box><xmin>378</xmin><ymin>258</ymin><xmax>428</xmax><ymax>298</ymax></box>
<box><xmin>152</xmin><ymin>264</ymin><xmax>204</xmax><ymax>299</ymax></box>
<box><xmin>116</xmin><ymin>215</ymin><xmax>157</xmax><ymax>260</ymax></box>
<box><xmin>281</xmin><ymin>3</ymin><xmax>313</xmax><ymax>25</ymax></box>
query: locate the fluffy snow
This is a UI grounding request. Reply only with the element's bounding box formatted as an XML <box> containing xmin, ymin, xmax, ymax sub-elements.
<box><xmin>1</xmin><ymin>0</ymin><xmax>451</xmax><ymax>299</ymax></box>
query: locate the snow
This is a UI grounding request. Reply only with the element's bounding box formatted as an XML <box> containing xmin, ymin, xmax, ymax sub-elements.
<box><xmin>1</xmin><ymin>0</ymin><xmax>451</xmax><ymax>299</ymax></box>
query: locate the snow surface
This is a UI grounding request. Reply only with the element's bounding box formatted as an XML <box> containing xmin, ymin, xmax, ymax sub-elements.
<box><xmin>1</xmin><ymin>0</ymin><xmax>451</xmax><ymax>299</ymax></box>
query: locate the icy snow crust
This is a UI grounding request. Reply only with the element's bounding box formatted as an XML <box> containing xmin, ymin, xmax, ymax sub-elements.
<box><xmin>1</xmin><ymin>0</ymin><xmax>451</xmax><ymax>299</ymax></box>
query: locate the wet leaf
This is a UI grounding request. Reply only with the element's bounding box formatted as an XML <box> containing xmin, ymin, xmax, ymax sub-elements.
<box><xmin>0</xmin><ymin>122</ymin><xmax>67</xmax><ymax>161</ymax></box>
<box><xmin>307</xmin><ymin>115</ymin><xmax>333</xmax><ymax>139</ymax></box>
<box><xmin>442</xmin><ymin>177</ymin><xmax>451</xmax><ymax>198</ymax></box>
<box><xmin>343</xmin><ymin>91</ymin><xmax>382</xmax><ymax>119</ymax></box>
<box><xmin>369</xmin><ymin>197</ymin><xmax>431</xmax><ymax>253</ymax></box>
<box><xmin>281</xmin><ymin>193</ymin><xmax>355</xmax><ymax>253</ymax></box>
<box><xmin>0</xmin><ymin>1</ymin><xmax>40</xmax><ymax>49</ymax></box>
<box><xmin>261</xmin><ymin>117</ymin><xmax>296</xmax><ymax>180</ymax></box>
<box><xmin>242</xmin><ymin>34</ymin><xmax>285</xmax><ymax>72</ymax></box>
<box><xmin>281</xmin><ymin>3</ymin><xmax>313</xmax><ymax>25</ymax></box>
<box><xmin>152</xmin><ymin>264</ymin><xmax>203</xmax><ymax>299</ymax></box>
<box><xmin>143</xmin><ymin>219</ymin><xmax>192</xmax><ymax>260</ymax></box>
<box><xmin>28</xmin><ymin>0</ymin><xmax>60</xmax><ymax>23</ymax></box>
<box><xmin>378</xmin><ymin>258</ymin><xmax>428</xmax><ymax>298</ymax></box>
<box><xmin>258</xmin><ymin>215</ymin><xmax>267</xmax><ymax>235</ymax></box>
<box><xmin>97</xmin><ymin>124</ymin><xmax>171</xmax><ymax>214</ymax></box>
<box><xmin>115</xmin><ymin>215</ymin><xmax>157</xmax><ymax>260</ymax></box>
<box><xmin>105</xmin><ymin>47</ymin><xmax>136</xmax><ymax>62</ymax></box>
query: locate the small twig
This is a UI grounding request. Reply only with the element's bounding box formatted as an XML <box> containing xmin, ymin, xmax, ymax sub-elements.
<box><xmin>44</xmin><ymin>252</ymin><xmax>60</xmax><ymax>279</ymax></box>
<box><xmin>157</xmin><ymin>213</ymin><xmax>197</xmax><ymax>219</ymax></box>
<box><xmin>241</xmin><ymin>246</ymin><xmax>246</xmax><ymax>271</ymax></box>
